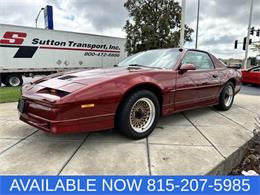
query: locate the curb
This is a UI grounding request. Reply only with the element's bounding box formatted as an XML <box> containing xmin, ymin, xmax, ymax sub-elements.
<box><xmin>207</xmin><ymin>137</ymin><xmax>254</xmax><ymax>175</ymax></box>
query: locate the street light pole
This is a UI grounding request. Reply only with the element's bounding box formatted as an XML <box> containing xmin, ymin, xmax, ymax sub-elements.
<box><xmin>244</xmin><ymin>0</ymin><xmax>254</xmax><ymax>69</ymax></box>
<box><xmin>35</xmin><ymin>7</ymin><xmax>44</xmax><ymax>28</ymax></box>
<box><xmin>180</xmin><ymin>0</ymin><xmax>186</xmax><ymax>47</ymax></box>
<box><xmin>195</xmin><ymin>0</ymin><xmax>200</xmax><ymax>49</ymax></box>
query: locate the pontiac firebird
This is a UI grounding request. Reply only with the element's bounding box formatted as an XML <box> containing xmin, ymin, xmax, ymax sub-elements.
<box><xmin>18</xmin><ymin>48</ymin><xmax>241</xmax><ymax>139</ymax></box>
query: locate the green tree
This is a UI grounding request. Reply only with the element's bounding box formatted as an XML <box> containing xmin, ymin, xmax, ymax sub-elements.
<box><xmin>124</xmin><ymin>0</ymin><xmax>194</xmax><ymax>55</ymax></box>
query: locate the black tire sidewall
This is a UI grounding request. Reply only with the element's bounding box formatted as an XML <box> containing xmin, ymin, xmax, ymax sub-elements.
<box><xmin>117</xmin><ymin>90</ymin><xmax>160</xmax><ymax>139</ymax></box>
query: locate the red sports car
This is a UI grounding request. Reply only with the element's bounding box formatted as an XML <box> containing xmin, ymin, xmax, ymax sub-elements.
<box><xmin>241</xmin><ymin>65</ymin><xmax>260</xmax><ymax>85</ymax></box>
<box><xmin>18</xmin><ymin>48</ymin><xmax>241</xmax><ymax>139</ymax></box>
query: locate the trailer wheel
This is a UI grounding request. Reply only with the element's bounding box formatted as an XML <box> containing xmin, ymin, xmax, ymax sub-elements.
<box><xmin>4</xmin><ymin>74</ymin><xmax>23</xmax><ymax>87</ymax></box>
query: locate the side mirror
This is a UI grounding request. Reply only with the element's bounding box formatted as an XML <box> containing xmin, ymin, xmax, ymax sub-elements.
<box><xmin>179</xmin><ymin>63</ymin><xmax>196</xmax><ymax>73</ymax></box>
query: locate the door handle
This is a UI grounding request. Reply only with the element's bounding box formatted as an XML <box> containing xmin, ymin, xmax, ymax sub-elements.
<box><xmin>212</xmin><ymin>74</ymin><xmax>218</xmax><ymax>78</ymax></box>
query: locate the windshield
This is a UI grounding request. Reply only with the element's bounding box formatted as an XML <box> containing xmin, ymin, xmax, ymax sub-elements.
<box><xmin>118</xmin><ymin>49</ymin><xmax>181</xmax><ymax>69</ymax></box>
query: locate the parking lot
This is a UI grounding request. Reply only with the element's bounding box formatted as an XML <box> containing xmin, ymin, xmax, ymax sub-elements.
<box><xmin>0</xmin><ymin>87</ymin><xmax>259</xmax><ymax>175</ymax></box>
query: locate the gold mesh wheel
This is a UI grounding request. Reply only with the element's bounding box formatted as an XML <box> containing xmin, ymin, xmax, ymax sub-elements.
<box><xmin>129</xmin><ymin>97</ymin><xmax>155</xmax><ymax>133</ymax></box>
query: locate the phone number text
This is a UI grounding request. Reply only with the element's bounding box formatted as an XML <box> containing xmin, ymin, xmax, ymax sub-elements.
<box><xmin>143</xmin><ymin>178</ymin><xmax>250</xmax><ymax>192</ymax></box>
<box><xmin>84</xmin><ymin>52</ymin><xmax>120</xmax><ymax>57</ymax></box>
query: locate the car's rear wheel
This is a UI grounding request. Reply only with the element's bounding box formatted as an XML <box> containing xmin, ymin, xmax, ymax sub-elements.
<box><xmin>116</xmin><ymin>90</ymin><xmax>160</xmax><ymax>139</ymax></box>
<box><xmin>214</xmin><ymin>81</ymin><xmax>235</xmax><ymax>111</ymax></box>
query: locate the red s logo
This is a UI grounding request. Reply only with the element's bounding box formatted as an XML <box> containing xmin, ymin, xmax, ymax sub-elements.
<box><xmin>0</xmin><ymin>31</ymin><xmax>27</xmax><ymax>45</ymax></box>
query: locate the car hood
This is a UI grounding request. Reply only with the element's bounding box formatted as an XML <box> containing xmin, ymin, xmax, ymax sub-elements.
<box><xmin>37</xmin><ymin>67</ymin><xmax>154</xmax><ymax>92</ymax></box>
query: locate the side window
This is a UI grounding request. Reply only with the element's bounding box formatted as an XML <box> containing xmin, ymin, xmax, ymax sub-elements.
<box><xmin>182</xmin><ymin>51</ymin><xmax>214</xmax><ymax>69</ymax></box>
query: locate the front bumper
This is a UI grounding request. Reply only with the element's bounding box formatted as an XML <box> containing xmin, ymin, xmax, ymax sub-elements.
<box><xmin>18</xmin><ymin>100</ymin><xmax>115</xmax><ymax>134</ymax></box>
<box><xmin>20</xmin><ymin>112</ymin><xmax>115</xmax><ymax>133</ymax></box>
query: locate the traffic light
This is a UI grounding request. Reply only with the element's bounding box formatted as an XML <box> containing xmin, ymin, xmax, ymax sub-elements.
<box><xmin>256</xmin><ymin>29</ymin><xmax>260</xmax><ymax>37</ymax></box>
<box><xmin>250</xmin><ymin>27</ymin><xmax>255</xmax><ymax>35</ymax></box>
<box><xmin>243</xmin><ymin>37</ymin><xmax>246</xmax><ymax>50</ymax></box>
<box><xmin>249</xmin><ymin>39</ymin><xmax>252</xmax><ymax>45</ymax></box>
<box><xmin>234</xmin><ymin>40</ymin><xmax>238</xmax><ymax>49</ymax></box>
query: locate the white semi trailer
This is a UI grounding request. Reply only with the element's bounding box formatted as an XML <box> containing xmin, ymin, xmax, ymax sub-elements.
<box><xmin>0</xmin><ymin>24</ymin><xmax>127</xmax><ymax>86</ymax></box>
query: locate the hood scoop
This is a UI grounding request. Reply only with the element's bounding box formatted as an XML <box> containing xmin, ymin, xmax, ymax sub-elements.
<box><xmin>58</xmin><ymin>75</ymin><xmax>78</xmax><ymax>80</ymax></box>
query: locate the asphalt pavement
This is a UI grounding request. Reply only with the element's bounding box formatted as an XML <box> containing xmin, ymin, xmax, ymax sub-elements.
<box><xmin>240</xmin><ymin>84</ymin><xmax>260</xmax><ymax>96</ymax></box>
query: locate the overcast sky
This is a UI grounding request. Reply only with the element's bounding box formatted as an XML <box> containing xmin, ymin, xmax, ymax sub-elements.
<box><xmin>0</xmin><ymin>0</ymin><xmax>259</xmax><ymax>59</ymax></box>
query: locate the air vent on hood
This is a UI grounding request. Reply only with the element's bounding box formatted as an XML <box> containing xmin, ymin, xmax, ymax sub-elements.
<box><xmin>37</xmin><ymin>88</ymin><xmax>70</xmax><ymax>97</ymax></box>
<box><xmin>58</xmin><ymin>75</ymin><xmax>77</xmax><ymax>80</ymax></box>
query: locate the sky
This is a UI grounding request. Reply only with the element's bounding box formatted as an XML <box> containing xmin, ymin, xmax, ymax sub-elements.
<box><xmin>0</xmin><ymin>0</ymin><xmax>259</xmax><ymax>59</ymax></box>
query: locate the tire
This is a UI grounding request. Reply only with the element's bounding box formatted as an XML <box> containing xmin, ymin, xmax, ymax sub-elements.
<box><xmin>116</xmin><ymin>90</ymin><xmax>160</xmax><ymax>139</ymax></box>
<box><xmin>4</xmin><ymin>74</ymin><xmax>23</xmax><ymax>87</ymax></box>
<box><xmin>214</xmin><ymin>81</ymin><xmax>235</xmax><ymax>111</ymax></box>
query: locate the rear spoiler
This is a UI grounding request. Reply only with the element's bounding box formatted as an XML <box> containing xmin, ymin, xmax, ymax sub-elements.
<box><xmin>227</xmin><ymin>64</ymin><xmax>242</xmax><ymax>69</ymax></box>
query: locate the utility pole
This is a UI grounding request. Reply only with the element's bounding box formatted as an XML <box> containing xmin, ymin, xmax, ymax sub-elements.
<box><xmin>195</xmin><ymin>0</ymin><xmax>200</xmax><ymax>49</ymax></box>
<box><xmin>244</xmin><ymin>0</ymin><xmax>254</xmax><ymax>69</ymax></box>
<box><xmin>180</xmin><ymin>0</ymin><xmax>186</xmax><ymax>47</ymax></box>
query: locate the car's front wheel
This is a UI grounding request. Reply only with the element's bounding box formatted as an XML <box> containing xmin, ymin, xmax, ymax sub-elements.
<box><xmin>116</xmin><ymin>90</ymin><xmax>160</xmax><ymax>139</ymax></box>
<box><xmin>214</xmin><ymin>81</ymin><xmax>235</xmax><ymax>111</ymax></box>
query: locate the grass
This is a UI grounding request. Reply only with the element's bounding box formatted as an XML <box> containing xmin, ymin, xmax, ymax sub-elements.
<box><xmin>0</xmin><ymin>87</ymin><xmax>21</xmax><ymax>103</ymax></box>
